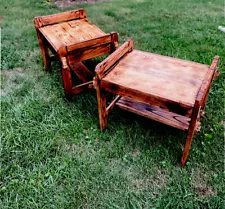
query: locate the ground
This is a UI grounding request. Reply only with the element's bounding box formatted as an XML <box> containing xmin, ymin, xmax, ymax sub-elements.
<box><xmin>0</xmin><ymin>0</ymin><xmax>225</xmax><ymax>208</ymax></box>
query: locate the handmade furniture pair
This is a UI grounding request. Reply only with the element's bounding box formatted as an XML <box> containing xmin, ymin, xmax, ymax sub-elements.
<box><xmin>34</xmin><ymin>9</ymin><xmax>219</xmax><ymax>166</ymax></box>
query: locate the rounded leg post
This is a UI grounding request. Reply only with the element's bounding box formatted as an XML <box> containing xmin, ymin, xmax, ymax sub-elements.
<box><xmin>180</xmin><ymin>102</ymin><xmax>201</xmax><ymax>167</ymax></box>
<box><xmin>36</xmin><ymin>30</ymin><xmax>51</xmax><ymax>71</ymax></box>
<box><xmin>61</xmin><ymin>57</ymin><xmax>73</xmax><ymax>101</ymax></box>
<box><xmin>95</xmin><ymin>77</ymin><xmax>107</xmax><ymax>130</ymax></box>
<box><xmin>97</xmin><ymin>90</ymin><xmax>107</xmax><ymax>130</ymax></box>
<box><xmin>181</xmin><ymin>129</ymin><xmax>196</xmax><ymax>167</ymax></box>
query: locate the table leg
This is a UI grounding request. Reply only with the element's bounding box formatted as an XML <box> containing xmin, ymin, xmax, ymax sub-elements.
<box><xmin>180</xmin><ymin>101</ymin><xmax>201</xmax><ymax>166</ymax></box>
<box><xmin>36</xmin><ymin>29</ymin><xmax>51</xmax><ymax>71</ymax></box>
<box><xmin>95</xmin><ymin>80</ymin><xmax>107</xmax><ymax>130</ymax></box>
<box><xmin>60</xmin><ymin>57</ymin><xmax>73</xmax><ymax>101</ymax></box>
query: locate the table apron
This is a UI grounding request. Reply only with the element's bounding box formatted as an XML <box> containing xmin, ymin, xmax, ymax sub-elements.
<box><xmin>100</xmin><ymin>80</ymin><xmax>193</xmax><ymax>117</ymax></box>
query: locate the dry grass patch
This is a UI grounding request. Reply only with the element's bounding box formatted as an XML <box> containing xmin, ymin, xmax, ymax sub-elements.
<box><xmin>191</xmin><ymin>168</ymin><xmax>217</xmax><ymax>199</ymax></box>
<box><xmin>129</xmin><ymin>169</ymin><xmax>168</xmax><ymax>193</ymax></box>
<box><xmin>1</xmin><ymin>68</ymin><xmax>27</xmax><ymax>96</ymax></box>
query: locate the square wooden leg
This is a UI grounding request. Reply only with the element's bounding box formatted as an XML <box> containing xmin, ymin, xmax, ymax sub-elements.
<box><xmin>60</xmin><ymin>57</ymin><xmax>73</xmax><ymax>101</ymax></box>
<box><xmin>36</xmin><ymin>29</ymin><xmax>51</xmax><ymax>71</ymax></box>
<box><xmin>95</xmin><ymin>78</ymin><xmax>107</xmax><ymax>130</ymax></box>
<box><xmin>181</xmin><ymin>101</ymin><xmax>201</xmax><ymax>166</ymax></box>
<box><xmin>97</xmin><ymin>90</ymin><xmax>107</xmax><ymax>130</ymax></box>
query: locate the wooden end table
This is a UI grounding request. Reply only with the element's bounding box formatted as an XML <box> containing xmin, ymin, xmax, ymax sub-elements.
<box><xmin>94</xmin><ymin>39</ymin><xmax>219</xmax><ymax>166</ymax></box>
<box><xmin>34</xmin><ymin>9</ymin><xmax>118</xmax><ymax>100</ymax></box>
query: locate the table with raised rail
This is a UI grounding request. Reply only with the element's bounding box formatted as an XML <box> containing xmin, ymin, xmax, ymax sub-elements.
<box><xmin>34</xmin><ymin>9</ymin><xmax>118</xmax><ymax>100</ymax></box>
<box><xmin>94</xmin><ymin>39</ymin><xmax>219</xmax><ymax>166</ymax></box>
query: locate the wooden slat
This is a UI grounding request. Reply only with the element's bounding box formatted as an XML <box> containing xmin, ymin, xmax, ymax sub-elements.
<box><xmin>101</xmin><ymin>79</ymin><xmax>193</xmax><ymax>116</ymax></box>
<box><xmin>116</xmin><ymin>97</ymin><xmax>190</xmax><ymax>130</ymax></box>
<box><xmin>35</xmin><ymin>9</ymin><xmax>86</xmax><ymax>27</ymax></box>
<box><xmin>58</xmin><ymin>22</ymin><xmax>80</xmax><ymax>43</ymax></box>
<box><xmin>68</xmin><ymin>44</ymin><xmax>111</xmax><ymax>63</ymax></box>
<box><xmin>106</xmin><ymin>95</ymin><xmax>121</xmax><ymax>115</ymax></box>
<box><xmin>40</xmin><ymin>20</ymin><xmax>108</xmax><ymax>51</ymax></box>
<box><xmin>81</xmin><ymin>19</ymin><xmax>106</xmax><ymax>35</ymax></box>
<box><xmin>67</xmin><ymin>19</ymin><xmax>92</xmax><ymax>42</ymax></box>
<box><xmin>134</xmin><ymin>50</ymin><xmax>209</xmax><ymax>73</ymax></box>
<box><xmin>69</xmin><ymin>62</ymin><xmax>94</xmax><ymax>83</ymax></box>
<box><xmin>117</xmin><ymin>50</ymin><xmax>208</xmax><ymax>84</ymax></box>
<box><xmin>67</xmin><ymin>34</ymin><xmax>111</xmax><ymax>52</ymax></box>
<box><xmin>72</xmin><ymin>81</ymin><xmax>93</xmax><ymax>94</ymax></box>
<box><xmin>95</xmin><ymin>39</ymin><xmax>134</xmax><ymax>79</ymax></box>
<box><xmin>113</xmin><ymin>55</ymin><xmax>207</xmax><ymax>84</ymax></box>
<box><xmin>39</xmin><ymin>26</ymin><xmax>65</xmax><ymax>53</ymax></box>
<box><xmin>68</xmin><ymin>19</ymin><xmax>105</xmax><ymax>38</ymax></box>
<box><xmin>50</xmin><ymin>24</ymin><xmax>72</xmax><ymax>45</ymax></box>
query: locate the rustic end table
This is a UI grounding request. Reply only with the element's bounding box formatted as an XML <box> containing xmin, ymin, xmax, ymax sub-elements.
<box><xmin>94</xmin><ymin>39</ymin><xmax>219</xmax><ymax>166</ymax></box>
<box><xmin>34</xmin><ymin>9</ymin><xmax>118</xmax><ymax>100</ymax></box>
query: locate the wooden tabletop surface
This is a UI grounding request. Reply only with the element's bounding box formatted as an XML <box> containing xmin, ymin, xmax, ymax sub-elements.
<box><xmin>102</xmin><ymin>50</ymin><xmax>209</xmax><ymax>108</ymax></box>
<box><xmin>39</xmin><ymin>18</ymin><xmax>106</xmax><ymax>51</ymax></box>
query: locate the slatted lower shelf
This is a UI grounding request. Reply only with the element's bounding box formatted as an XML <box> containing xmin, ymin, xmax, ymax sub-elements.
<box><xmin>116</xmin><ymin>97</ymin><xmax>190</xmax><ymax>131</ymax></box>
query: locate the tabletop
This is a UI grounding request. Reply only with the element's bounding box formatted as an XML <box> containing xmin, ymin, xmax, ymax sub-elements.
<box><xmin>102</xmin><ymin>50</ymin><xmax>210</xmax><ymax>108</ymax></box>
<box><xmin>39</xmin><ymin>18</ymin><xmax>106</xmax><ymax>52</ymax></box>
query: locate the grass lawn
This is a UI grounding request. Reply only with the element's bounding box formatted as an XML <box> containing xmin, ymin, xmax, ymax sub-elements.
<box><xmin>0</xmin><ymin>0</ymin><xmax>225</xmax><ymax>208</ymax></box>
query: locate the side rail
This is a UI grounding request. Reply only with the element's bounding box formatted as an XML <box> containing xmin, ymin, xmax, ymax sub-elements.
<box><xmin>95</xmin><ymin>39</ymin><xmax>134</xmax><ymax>80</ymax></box>
<box><xmin>196</xmin><ymin>56</ymin><xmax>220</xmax><ymax>106</ymax></box>
<box><xmin>67</xmin><ymin>32</ymin><xmax>119</xmax><ymax>64</ymax></box>
<box><xmin>34</xmin><ymin>8</ymin><xmax>86</xmax><ymax>28</ymax></box>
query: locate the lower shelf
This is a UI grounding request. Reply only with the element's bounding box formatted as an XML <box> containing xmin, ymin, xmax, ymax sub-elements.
<box><xmin>116</xmin><ymin>97</ymin><xmax>190</xmax><ymax>131</ymax></box>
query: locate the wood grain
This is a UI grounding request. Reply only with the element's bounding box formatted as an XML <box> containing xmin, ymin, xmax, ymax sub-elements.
<box><xmin>50</xmin><ymin>23</ymin><xmax>75</xmax><ymax>45</ymax></box>
<box><xmin>95</xmin><ymin>39</ymin><xmax>133</xmax><ymax>79</ymax></box>
<box><xmin>39</xmin><ymin>26</ymin><xmax>65</xmax><ymax>53</ymax></box>
<box><xmin>102</xmin><ymin>50</ymin><xmax>210</xmax><ymax>107</ymax></box>
<box><xmin>67</xmin><ymin>19</ymin><xmax>105</xmax><ymax>38</ymax></box>
<box><xmin>101</xmin><ymin>80</ymin><xmax>193</xmax><ymax>115</ymax></box>
<box><xmin>34</xmin><ymin>9</ymin><xmax>86</xmax><ymax>28</ymax></box>
<box><xmin>38</xmin><ymin>18</ymin><xmax>107</xmax><ymax>54</ymax></box>
<box><xmin>94</xmin><ymin>41</ymin><xmax>219</xmax><ymax>166</ymax></box>
<box><xmin>68</xmin><ymin>44</ymin><xmax>111</xmax><ymax>64</ymax></box>
<box><xmin>116</xmin><ymin>97</ymin><xmax>190</xmax><ymax>130</ymax></box>
<box><xmin>67</xmin><ymin>34</ymin><xmax>110</xmax><ymax>52</ymax></box>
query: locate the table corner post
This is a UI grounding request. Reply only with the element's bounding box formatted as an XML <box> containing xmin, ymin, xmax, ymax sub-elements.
<box><xmin>94</xmin><ymin>73</ymin><xmax>107</xmax><ymax>130</ymax></box>
<box><xmin>180</xmin><ymin>100</ymin><xmax>201</xmax><ymax>167</ymax></box>
<box><xmin>34</xmin><ymin>17</ymin><xmax>52</xmax><ymax>71</ymax></box>
<box><xmin>60</xmin><ymin>57</ymin><xmax>73</xmax><ymax>101</ymax></box>
<box><xmin>110</xmin><ymin>32</ymin><xmax>119</xmax><ymax>52</ymax></box>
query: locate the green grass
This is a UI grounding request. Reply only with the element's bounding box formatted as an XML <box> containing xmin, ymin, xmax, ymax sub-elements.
<box><xmin>0</xmin><ymin>0</ymin><xmax>225</xmax><ymax>208</ymax></box>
